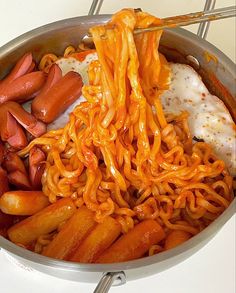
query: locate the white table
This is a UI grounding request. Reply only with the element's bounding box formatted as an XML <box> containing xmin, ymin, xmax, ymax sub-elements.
<box><xmin>0</xmin><ymin>1</ymin><xmax>235</xmax><ymax>292</ymax></box>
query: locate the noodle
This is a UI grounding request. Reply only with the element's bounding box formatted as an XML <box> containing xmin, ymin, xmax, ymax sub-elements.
<box><xmin>19</xmin><ymin>9</ymin><xmax>233</xmax><ymax>241</ymax></box>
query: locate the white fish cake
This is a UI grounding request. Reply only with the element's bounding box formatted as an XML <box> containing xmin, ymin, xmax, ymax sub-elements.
<box><xmin>160</xmin><ymin>63</ymin><xmax>236</xmax><ymax>176</ymax></box>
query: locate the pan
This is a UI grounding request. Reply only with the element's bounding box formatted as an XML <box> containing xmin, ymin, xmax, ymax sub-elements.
<box><xmin>0</xmin><ymin>5</ymin><xmax>235</xmax><ymax>293</ymax></box>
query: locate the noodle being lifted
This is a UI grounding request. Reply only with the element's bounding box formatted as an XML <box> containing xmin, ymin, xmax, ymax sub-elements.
<box><xmin>0</xmin><ymin>9</ymin><xmax>234</xmax><ymax>262</ymax></box>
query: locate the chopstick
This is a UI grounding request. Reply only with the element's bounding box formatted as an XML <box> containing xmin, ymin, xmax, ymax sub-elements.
<box><xmin>82</xmin><ymin>6</ymin><xmax>236</xmax><ymax>45</ymax></box>
<box><xmin>134</xmin><ymin>6</ymin><xmax>236</xmax><ymax>34</ymax></box>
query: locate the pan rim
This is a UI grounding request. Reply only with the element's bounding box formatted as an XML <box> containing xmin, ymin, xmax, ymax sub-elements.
<box><xmin>0</xmin><ymin>14</ymin><xmax>235</xmax><ymax>273</ymax></box>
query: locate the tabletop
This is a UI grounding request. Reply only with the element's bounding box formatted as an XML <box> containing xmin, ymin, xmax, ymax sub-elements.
<box><xmin>0</xmin><ymin>1</ymin><xmax>235</xmax><ymax>293</ymax></box>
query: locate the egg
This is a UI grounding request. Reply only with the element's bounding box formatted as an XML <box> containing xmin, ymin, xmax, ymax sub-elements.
<box><xmin>56</xmin><ymin>53</ymin><xmax>98</xmax><ymax>84</ymax></box>
<box><xmin>160</xmin><ymin>63</ymin><xmax>236</xmax><ymax>176</ymax></box>
<box><xmin>37</xmin><ymin>53</ymin><xmax>236</xmax><ymax>176</ymax></box>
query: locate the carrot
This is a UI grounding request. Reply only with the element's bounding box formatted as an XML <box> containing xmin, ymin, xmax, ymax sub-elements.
<box><xmin>96</xmin><ymin>219</ymin><xmax>165</xmax><ymax>263</ymax></box>
<box><xmin>8</xmin><ymin>198</ymin><xmax>76</xmax><ymax>245</ymax></box>
<box><xmin>43</xmin><ymin>206</ymin><xmax>96</xmax><ymax>260</ymax></box>
<box><xmin>70</xmin><ymin>216</ymin><xmax>121</xmax><ymax>263</ymax></box>
<box><xmin>164</xmin><ymin>230</ymin><xmax>192</xmax><ymax>250</ymax></box>
<box><xmin>0</xmin><ymin>191</ymin><xmax>49</xmax><ymax>216</ymax></box>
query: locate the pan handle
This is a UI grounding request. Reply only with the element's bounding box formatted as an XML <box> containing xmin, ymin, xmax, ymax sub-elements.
<box><xmin>197</xmin><ymin>0</ymin><xmax>216</xmax><ymax>39</ymax></box>
<box><xmin>93</xmin><ymin>272</ymin><xmax>126</xmax><ymax>293</ymax></box>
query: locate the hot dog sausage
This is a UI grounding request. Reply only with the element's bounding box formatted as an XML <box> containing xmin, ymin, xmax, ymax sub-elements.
<box><xmin>0</xmin><ymin>112</ymin><xmax>28</xmax><ymax>149</ymax></box>
<box><xmin>3</xmin><ymin>152</ymin><xmax>31</xmax><ymax>189</ymax></box>
<box><xmin>32</xmin><ymin>71</ymin><xmax>83</xmax><ymax>123</ymax></box>
<box><xmin>29</xmin><ymin>147</ymin><xmax>46</xmax><ymax>190</ymax></box>
<box><xmin>0</xmin><ymin>167</ymin><xmax>9</xmax><ymax>196</ymax></box>
<box><xmin>36</xmin><ymin>63</ymin><xmax>62</xmax><ymax>97</ymax></box>
<box><xmin>0</xmin><ymin>141</ymin><xmax>5</xmax><ymax>164</ymax></box>
<box><xmin>8</xmin><ymin>170</ymin><xmax>31</xmax><ymax>190</ymax></box>
<box><xmin>3</xmin><ymin>151</ymin><xmax>27</xmax><ymax>174</ymax></box>
<box><xmin>0</xmin><ymin>101</ymin><xmax>46</xmax><ymax>138</ymax></box>
<box><xmin>8</xmin><ymin>198</ymin><xmax>76</xmax><ymax>245</ymax></box>
<box><xmin>0</xmin><ymin>71</ymin><xmax>46</xmax><ymax>104</ymax></box>
<box><xmin>26</xmin><ymin>61</ymin><xmax>35</xmax><ymax>74</ymax></box>
<box><xmin>0</xmin><ymin>53</ymin><xmax>33</xmax><ymax>86</ymax></box>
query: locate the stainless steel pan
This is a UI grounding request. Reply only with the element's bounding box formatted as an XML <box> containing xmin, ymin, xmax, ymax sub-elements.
<box><xmin>0</xmin><ymin>8</ymin><xmax>235</xmax><ymax>293</ymax></box>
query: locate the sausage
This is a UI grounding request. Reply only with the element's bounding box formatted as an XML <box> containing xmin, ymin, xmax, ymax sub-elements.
<box><xmin>32</xmin><ymin>71</ymin><xmax>83</xmax><ymax>123</ymax></box>
<box><xmin>43</xmin><ymin>206</ymin><xmax>96</xmax><ymax>260</ymax></box>
<box><xmin>0</xmin><ymin>191</ymin><xmax>49</xmax><ymax>216</ymax></box>
<box><xmin>0</xmin><ymin>167</ymin><xmax>9</xmax><ymax>196</ymax></box>
<box><xmin>96</xmin><ymin>220</ymin><xmax>165</xmax><ymax>263</ymax></box>
<box><xmin>0</xmin><ymin>53</ymin><xmax>33</xmax><ymax>86</ymax></box>
<box><xmin>29</xmin><ymin>147</ymin><xmax>46</xmax><ymax>190</ymax></box>
<box><xmin>0</xmin><ymin>71</ymin><xmax>46</xmax><ymax>104</ymax></box>
<box><xmin>0</xmin><ymin>101</ymin><xmax>46</xmax><ymax>138</ymax></box>
<box><xmin>8</xmin><ymin>101</ymin><xmax>46</xmax><ymax>137</ymax></box>
<box><xmin>8</xmin><ymin>170</ymin><xmax>31</xmax><ymax>190</ymax></box>
<box><xmin>35</xmin><ymin>63</ymin><xmax>62</xmax><ymax>97</ymax></box>
<box><xmin>3</xmin><ymin>151</ymin><xmax>27</xmax><ymax>174</ymax></box>
<box><xmin>0</xmin><ymin>141</ymin><xmax>5</xmax><ymax>164</ymax></box>
<box><xmin>0</xmin><ymin>111</ymin><xmax>28</xmax><ymax>149</ymax></box>
<box><xmin>8</xmin><ymin>198</ymin><xmax>76</xmax><ymax>245</ymax></box>
<box><xmin>164</xmin><ymin>230</ymin><xmax>192</xmax><ymax>250</ymax></box>
<box><xmin>3</xmin><ymin>152</ymin><xmax>31</xmax><ymax>189</ymax></box>
<box><xmin>70</xmin><ymin>216</ymin><xmax>121</xmax><ymax>263</ymax></box>
<box><xmin>26</xmin><ymin>61</ymin><xmax>36</xmax><ymax>74</ymax></box>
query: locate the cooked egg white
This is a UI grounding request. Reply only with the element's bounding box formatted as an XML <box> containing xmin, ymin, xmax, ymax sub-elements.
<box><xmin>41</xmin><ymin>53</ymin><xmax>236</xmax><ymax>176</ymax></box>
<box><xmin>161</xmin><ymin>63</ymin><xmax>236</xmax><ymax>176</ymax></box>
<box><xmin>56</xmin><ymin>54</ymin><xmax>98</xmax><ymax>84</ymax></box>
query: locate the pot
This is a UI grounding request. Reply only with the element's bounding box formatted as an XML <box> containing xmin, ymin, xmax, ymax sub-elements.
<box><xmin>0</xmin><ymin>14</ymin><xmax>235</xmax><ymax>292</ymax></box>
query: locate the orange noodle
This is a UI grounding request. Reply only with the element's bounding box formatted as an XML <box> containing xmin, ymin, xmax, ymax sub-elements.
<box><xmin>18</xmin><ymin>9</ymin><xmax>233</xmax><ymax>251</ymax></box>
